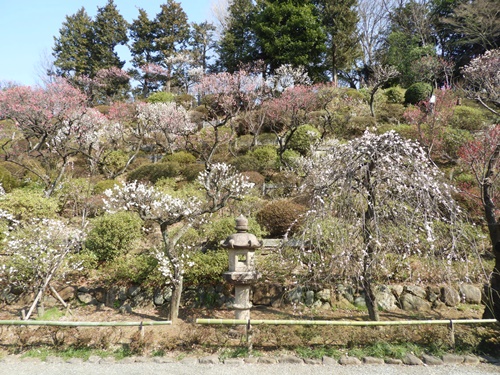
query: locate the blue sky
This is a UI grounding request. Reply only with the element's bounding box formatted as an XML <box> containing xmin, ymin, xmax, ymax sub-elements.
<box><xmin>0</xmin><ymin>1</ymin><xmax>215</xmax><ymax>86</ymax></box>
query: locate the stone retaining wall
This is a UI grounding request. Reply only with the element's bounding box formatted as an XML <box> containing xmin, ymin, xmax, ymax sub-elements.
<box><xmin>255</xmin><ymin>283</ymin><xmax>484</xmax><ymax>312</ymax></box>
<box><xmin>1</xmin><ymin>281</ymin><xmax>484</xmax><ymax>315</ymax></box>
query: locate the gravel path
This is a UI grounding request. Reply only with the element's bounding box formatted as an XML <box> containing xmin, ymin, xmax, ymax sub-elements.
<box><xmin>1</xmin><ymin>358</ymin><xmax>499</xmax><ymax>375</ymax></box>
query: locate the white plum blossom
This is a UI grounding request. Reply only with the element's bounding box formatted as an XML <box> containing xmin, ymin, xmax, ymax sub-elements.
<box><xmin>0</xmin><ymin>218</ymin><xmax>84</xmax><ymax>320</ymax></box>
<box><xmin>292</xmin><ymin>130</ymin><xmax>465</xmax><ymax>321</ymax></box>
<box><xmin>198</xmin><ymin>163</ymin><xmax>255</xmax><ymax>212</ymax></box>
<box><xmin>103</xmin><ymin>162</ymin><xmax>253</xmax><ymax>321</ymax></box>
<box><xmin>136</xmin><ymin>102</ymin><xmax>197</xmax><ymax>154</ymax></box>
<box><xmin>267</xmin><ymin>64</ymin><xmax>312</xmax><ymax>93</ymax></box>
<box><xmin>104</xmin><ymin>180</ymin><xmax>202</xmax><ymax>225</ymax></box>
<box><xmin>461</xmin><ymin>49</ymin><xmax>500</xmax><ymax>115</ymax></box>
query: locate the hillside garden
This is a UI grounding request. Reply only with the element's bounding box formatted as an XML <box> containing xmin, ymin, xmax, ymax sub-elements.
<box><xmin>0</xmin><ymin>0</ymin><xmax>499</xmax><ymax>361</ymax></box>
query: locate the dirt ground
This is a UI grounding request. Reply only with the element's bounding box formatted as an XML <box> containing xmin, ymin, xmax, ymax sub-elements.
<box><xmin>0</xmin><ymin>299</ymin><xmax>492</xmax><ymax>354</ymax></box>
<box><xmin>0</xmin><ymin>297</ymin><xmax>487</xmax><ymax>323</ymax></box>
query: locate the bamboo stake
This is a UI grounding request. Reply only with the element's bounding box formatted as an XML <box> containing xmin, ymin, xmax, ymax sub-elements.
<box><xmin>49</xmin><ymin>285</ymin><xmax>67</xmax><ymax>308</ymax></box>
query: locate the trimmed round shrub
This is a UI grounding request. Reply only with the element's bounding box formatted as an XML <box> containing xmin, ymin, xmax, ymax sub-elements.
<box><xmin>442</xmin><ymin>127</ymin><xmax>474</xmax><ymax>160</ymax></box>
<box><xmin>146</xmin><ymin>91</ymin><xmax>175</xmax><ymax>103</ymax></box>
<box><xmin>184</xmin><ymin>250</ymin><xmax>228</xmax><ymax>287</ymax></box>
<box><xmin>0</xmin><ymin>188</ymin><xmax>59</xmax><ymax>220</ymax></box>
<box><xmin>346</xmin><ymin>88</ymin><xmax>369</xmax><ymax>102</ymax></box>
<box><xmin>377</xmin><ymin>103</ymin><xmax>406</xmax><ymax>124</ymax></box>
<box><xmin>101</xmin><ymin>252</ymin><xmax>159</xmax><ymax>284</ymax></box>
<box><xmin>450</xmin><ymin>106</ymin><xmax>486</xmax><ymax>131</ymax></box>
<box><xmin>287</xmin><ymin>124</ymin><xmax>321</xmax><ymax>155</ymax></box>
<box><xmin>93</xmin><ymin>179</ymin><xmax>119</xmax><ymax>195</ymax></box>
<box><xmin>250</xmin><ymin>146</ymin><xmax>278</xmax><ymax>170</ymax></box>
<box><xmin>257</xmin><ymin>132</ymin><xmax>278</xmax><ymax>145</ymax></box>
<box><xmin>162</xmin><ymin>151</ymin><xmax>197</xmax><ymax>164</ymax></box>
<box><xmin>281</xmin><ymin>149</ymin><xmax>301</xmax><ymax>168</ymax></box>
<box><xmin>102</xmin><ymin>150</ymin><xmax>129</xmax><ymax>177</ymax></box>
<box><xmin>127</xmin><ymin>162</ymin><xmax>182</xmax><ymax>183</ymax></box>
<box><xmin>404</xmin><ymin>82</ymin><xmax>432</xmax><ymax>105</ymax></box>
<box><xmin>174</xmin><ymin>93</ymin><xmax>195</xmax><ymax>108</ymax></box>
<box><xmin>234</xmin><ymin>146</ymin><xmax>278</xmax><ymax>173</ymax></box>
<box><xmin>345</xmin><ymin>116</ymin><xmax>377</xmax><ymax>137</ymax></box>
<box><xmin>181</xmin><ymin>163</ymin><xmax>205</xmax><ymax>182</ymax></box>
<box><xmin>85</xmin><ymin>211</ymin><xmax>143</xmax><ymax>263</ymax></box>
<box><xmin>256</xmin><ymin>199</ymin><xmax>308</xmax><ymax>237</ymax></box>
<box><xmin>0</xmin><ymin>165</ymin><xmax>20</xmax><ymax>192</ymax></box>
<box><xmin>384</xmin><ymin>86</ymin><xmax>405</xmax><ymax>104</ymax></box>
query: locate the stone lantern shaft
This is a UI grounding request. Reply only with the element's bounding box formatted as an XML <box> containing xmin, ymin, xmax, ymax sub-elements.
<box><xmin>222</xmin><ymin>215</ymin><xmax>261</xmax><ymax>320</ymax></box>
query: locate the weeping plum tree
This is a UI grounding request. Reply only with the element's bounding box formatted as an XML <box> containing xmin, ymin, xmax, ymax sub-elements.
<box><xmin>104</xmin><ymin>163</ymin><xmax>253</xmax><ymax>321</ymax></box>
<box><xmin>293</xmin><ymin>131</ymin><xmax>464</xmax><ymax>321</ymax></box>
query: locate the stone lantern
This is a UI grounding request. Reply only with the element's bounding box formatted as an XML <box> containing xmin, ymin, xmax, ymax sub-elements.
<box><xmin>222</xmin><ymin>215</ymin><xmax>261</xmax><ymax>320</ymax></box>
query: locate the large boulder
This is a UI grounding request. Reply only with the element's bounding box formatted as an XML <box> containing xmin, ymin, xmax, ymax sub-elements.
<box><xmin>55</xmin><ymin>286</ymin><xmax>76</xmax><ymax>302</ymax></box>
<box><xmin>404</xmin><ymin>285</ymin><xmax>427</xmax><ymax>299</ymax></box>
<box><xmin>440</xmin><ymin>286</ymin><xmax>460</xmax><ymax>307</ymax></box>
<box><xmin>399</xmin><ymin>292</ymin><xmax>431</xmax><ymax>311</ymax></box>
<box><xmin>286</xmin><ymin>286</ymin><xmax>304</xmax><ymax>304</ymax></box>
<box><xmin>459</xmin><ymin>284</ymin><xmax>481</xmax><ymax>304</ymax></box>
<box><xmin>315</xmin><ymin>288</ymin><xmax>331</xmax><ymax>303</ymax></box>
<box><xmin>252</xmin><ymin>283</ymin><xmax>283</xmax><ymax>306</ymax></box>
<box><xmin>374</xmin><ymin>285</ymin><xmax>397</xmax><ymax>311</ymax></box>
<box><xmin>154</xmin><ymin>287</ymin><xmax>173</xmax><ymax>306</ymax></box>
<box><xmin>336</xmin><ymin>284</ymin><xmax>355</xmax><ymax>303</ymax></box>
<box><xmin>305</xmin><ymin>290</ymin><xmax>315</xmax><ymax>306</ymax></box>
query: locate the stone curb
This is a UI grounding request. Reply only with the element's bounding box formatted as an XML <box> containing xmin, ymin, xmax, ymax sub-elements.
<box><xmin>1</xmin><ymin>353</ymin><xmax>497</xmax><ymax>366</ymax></box>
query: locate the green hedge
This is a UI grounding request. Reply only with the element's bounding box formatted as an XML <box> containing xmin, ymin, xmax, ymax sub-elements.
<box><xmin>404</xmin><ymin>82</ymin><xmax>432</xmax><ymax>105</ymax></box>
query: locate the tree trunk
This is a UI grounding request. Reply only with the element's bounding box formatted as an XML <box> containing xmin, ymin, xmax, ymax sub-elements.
<box><xmin>160</xmin><ymin>221</ymin><xmax>191</xmax><ymax>323</ymax></box>
<box><xmin>169</xmin><ymin>273</ymin><xmax>183</xmax><ymax>322</ymax></box>
<box><xmin>481</xmin><ymin>144</ymin><xmax>500</xmax><ymax>320</ymax></box>
<box><xmin>362</xmin><ymin>160</ymin><xmax>379</xmax><ymax>320</ymax></box>
<box><xmin>363</xmin><ymin>278</ymin><xmax>379</xmax><ymax>321</ymax></box>
<box><xmin>484</xmin><ymin>254</ymin><xmax>500</xmax><ymax>320</ymax></box>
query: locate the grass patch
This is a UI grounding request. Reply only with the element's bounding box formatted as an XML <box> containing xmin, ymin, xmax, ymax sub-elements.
<box><xmin>113</xmin><ymin>345</ymin><xmax>133</xmax><ymax>360</ymax></box>
<box><xmin>21</xmin><ymin>348</ymin><xmax>52</xmax><ymax>361</ymax></box>
<box><xmin>218</xmin><ymin>346</ymin><xmax>253</xmax><ymax>361</ymax></box>
<box><xmin>342</xmin><ymin>339</ymin><xmax>454</xmax><ymax>360</ymax></box>
<box><xmin>21</xmin><ymin>347</ymin><xmax>110</xmax><ymax>361</ymax></box>
<box><xmin>295</xmin><ymin>346</ymin><xmax>341</xmax><ymax>359</ymax></box>
<box><xmin>151</xmin><ymin>349</ymin><xmax>166</xmax><ymax>357</ymax></box>
<box><xmin>36</xmin><ymin>307</ymin><xmax>64</xmax><ymax>321</ymax></box>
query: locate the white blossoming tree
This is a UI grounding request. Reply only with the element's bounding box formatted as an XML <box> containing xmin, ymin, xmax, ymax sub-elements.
<box><xmin>461</xmin><ymin>49</ymin><xmax>500</xmax><ymax>116</ymax></box>
<box><xmin>104</xmin><ymin>162</ymin><xmax>253</xmax><ymax>321</ymax></box>
<box><xmin>292</xmin><ymin>131</ymin><xmax>464</xmax><ymax>321</ymax></box>
<box><xmin>0</xmin><ymin>216</ymin><xmax>83</xmax><ymax>320</ymax></box>
<box><xmin>136</xmin><ymin>101</ymin><xmax>197</xmax><ymax>155</ymax></box>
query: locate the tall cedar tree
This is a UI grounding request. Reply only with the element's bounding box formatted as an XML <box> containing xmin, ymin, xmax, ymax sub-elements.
<box><xmin>216</xmin><ymin>0</ymin><xmax>258</xmax><ymax>73</ymax></box>
<box><xmin>253</xmin><ymin>0</ymin><xmax>327</xmax><ymax>80</ymax></box>
<box><xmin>154</xmin><ymin>0</ymin><xmax>190</xmax><ymax>91</ymax></box>
<box><xmin>52</xmin><ymin>0</ymin><xmax>128</xmax><ymax>80</ymax></box>
<box><xmin>92</xmin><ymin>0</ymin><xmax>129</xmax><ymax>69</ymax></box>
<box><xmin>129</xmin><ymin>8</ymin><xmax>157</xmax><ymax>69</ymax></box>
<box><xmin>129</xmin><ymin>8</ymin><xmax>159</xmax><ymax>96</ymax></box>
<box><xmin>313</xmin><ymin>0</ymin><xmax>361</xmax><ymax>86</ymax></box>
<box><xmin>52</xmin><ymin>8</ymin><xmax>94</xmax><ymax>78</ymax></box>
<box><xmin>190</xmin><ymin>21</ymin><xmax>217</xmax><ymax>73</ymax></box>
